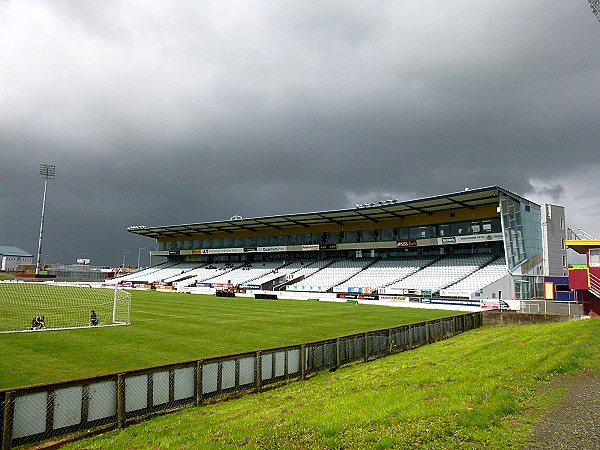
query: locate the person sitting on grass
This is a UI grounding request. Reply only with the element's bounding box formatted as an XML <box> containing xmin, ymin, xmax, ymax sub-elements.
<box><xmin>89</xmin><ymin>310</ymin><xmax>98</xmax><ymax>326</ymax></box>
<box><xmin>30</xmin><ymin>315</ymin><xmax>46</xmax><ymax>330</ymax></box>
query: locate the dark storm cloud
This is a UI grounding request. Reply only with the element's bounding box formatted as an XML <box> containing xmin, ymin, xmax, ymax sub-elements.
<box><xmin>1</xmin><ymin>0</ymin><xmax>599</xmax><ymax>265</ymax></box>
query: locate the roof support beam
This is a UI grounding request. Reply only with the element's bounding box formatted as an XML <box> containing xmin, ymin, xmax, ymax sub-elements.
<box><xmin>252</xmin><ymin>219</ymin><xmax>282</xmax><ymax>231</ymax></box>
<box><xmin>403</xmin><ymin>204</ymin><xmax>432</xmax><ymax>216</ymax></box>
<box><xmin>281</xmin><ymin>217</ymin><xmax>310</xmax><ymax>228</ymax></box>
<box><xmin>316</xmin><ymin>214</ymin><xmax>344</xmax><ymax>227</ymax></box>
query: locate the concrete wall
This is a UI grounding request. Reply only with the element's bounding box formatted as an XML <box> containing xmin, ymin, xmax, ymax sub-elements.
<box><xmin>482</xmin><ymin>311</ymin><xmax>585</xmax><ymax>326</ymax></box>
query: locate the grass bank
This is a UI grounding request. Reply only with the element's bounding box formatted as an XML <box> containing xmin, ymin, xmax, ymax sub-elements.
<box><xmin>57</xmin><ymin>317</ymin><xmax>600</xmax><ymax>450</ymax></box>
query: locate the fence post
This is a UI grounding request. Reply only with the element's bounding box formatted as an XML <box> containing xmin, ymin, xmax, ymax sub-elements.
<box><xmin>364</xmin><ymin>332</ymin><xmax>369</xmax><ymax>362</ymax></box>
<box><xmin>196</xmin><ymin>361</ymin><xmax>203</xmax><ymax>406</ymax></box>
<box><xmin>336</xmin><ymin>338</ymin><xmax>340</xmax><ymax>370</ymax></box>
<box><xmin>300</xmin><ymin>345</ymin><xmax>306</xmax><ymax>379</ymax></box>
<box><xmin>2</xmin><ymin>391</ymin><xmax>14</xmax><ymax>450</ymax></box>
<box><xmin>146</xmin><ymin>374</ymin><xmax>153</xmax><ymax>415</ymax></box>
<box><xmin>117</xmin><ymin>374</ymin><xmax>125</xmax><ymax>429</ymax></box>
<box><xmin>425</xmin><ymin>321</ymin><xmax>430</xmax><ymax>344</ymax></box>
<box><xmin>255</xmin><ymin>351</ymin><xmax>262</xmax><ymax>392</ymax></box>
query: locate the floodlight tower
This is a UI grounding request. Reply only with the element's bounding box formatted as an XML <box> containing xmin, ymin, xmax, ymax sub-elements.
<box><xmin>35</xmin><ymin>164</ymin><xmax>56</xmax><ymax>275</ymax></box>
<box><xmin>590</xmin><ymin>0</ymin><xmax>600</xmax><ymax>21</ymax></box>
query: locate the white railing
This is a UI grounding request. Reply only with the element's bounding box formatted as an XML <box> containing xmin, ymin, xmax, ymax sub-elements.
<box><xmin>589</xmin><ymin>272</ymin><xmax>600</xmax><ymax>298</ymax></box>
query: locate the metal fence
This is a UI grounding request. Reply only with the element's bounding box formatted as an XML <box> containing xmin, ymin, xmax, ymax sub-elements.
<box><xmin>519</xmin><ymin>300</ymin><xmax>583</xmax><ymax>316</ymax></box>
<box><xmin>0</xmin><ymin>312</ymin><xmax>482</xmax><ymax>449</ymax></box>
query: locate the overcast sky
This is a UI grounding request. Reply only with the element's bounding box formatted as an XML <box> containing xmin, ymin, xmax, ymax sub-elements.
<box><xmin>1</xmin><ymin>0</ymin><xmax>599</xmax><ymax>267</ymax></box>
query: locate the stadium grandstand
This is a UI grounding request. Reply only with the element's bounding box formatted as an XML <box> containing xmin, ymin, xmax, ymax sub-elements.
<box><xmin>120</xmin><ymin>186</ymin><xmax>568</xmax><ymax>306</ymax></box>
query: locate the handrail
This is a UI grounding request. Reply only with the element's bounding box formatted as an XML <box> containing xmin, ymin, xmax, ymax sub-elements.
<box><xmin>589</xmin><ymin>272</ymin><xmax>600</xmax><ymax>297</ymax></box>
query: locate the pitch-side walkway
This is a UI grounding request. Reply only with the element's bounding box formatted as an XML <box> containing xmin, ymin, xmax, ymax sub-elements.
<box><xmin>524</xmin><ymin>370</ymin><xmax>600</xmax><ymax>450</ymax></box>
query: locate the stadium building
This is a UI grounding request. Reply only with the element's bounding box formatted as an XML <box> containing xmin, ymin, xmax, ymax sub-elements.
<box><xmin>124</xmin><ymin>186</ymin><xmax>567</xmax><ymax>305</ymax></box>
<box><xmin>0</xmin><ymin>246</ymin><xmax>33</xmax><ymax>272</ymax></box>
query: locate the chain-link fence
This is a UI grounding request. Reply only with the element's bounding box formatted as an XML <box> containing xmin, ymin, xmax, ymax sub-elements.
<box><xmin>1</xmin><ymin>312</ymin><xmax>482</xmax><ymax>449</ymax></box>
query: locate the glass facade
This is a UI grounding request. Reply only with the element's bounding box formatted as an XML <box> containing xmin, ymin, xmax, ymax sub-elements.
<box><xmin>157</xmin><ymin>217</ymin><xmax>503</xmax><ymax>252</ymax></box>
<box><xmin>499</xmin><ymin>193</ymin><xmax>542</xmax><ymax>271</ymax></box>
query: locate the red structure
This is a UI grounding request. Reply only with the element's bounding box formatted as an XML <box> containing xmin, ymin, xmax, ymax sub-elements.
<box><xmin>565</xmin><ymin>239</ymin><xmax>600</xmax><ymax>317</ymax></box>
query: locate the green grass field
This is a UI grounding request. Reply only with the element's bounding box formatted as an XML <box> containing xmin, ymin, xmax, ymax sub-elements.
<box><xmin>59</xmin><ymin>317</ymin><xmax>600</xmax><ymax>450</ymax></box>
<box><xmin>0</xmin><ymin>289</ymin><xmax>456</xmax><ymax>389</ymax></box>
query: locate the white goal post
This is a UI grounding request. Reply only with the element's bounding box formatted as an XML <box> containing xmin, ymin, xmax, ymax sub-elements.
<box><xmin>0</xmin><ymin>281</ymin><xmax>131</xmax><ymax>333</ymax></box>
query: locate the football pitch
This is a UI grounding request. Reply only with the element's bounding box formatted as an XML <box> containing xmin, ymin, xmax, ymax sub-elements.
<box><xmin>0</xmin><ymin>289</ymin><xmax>456</xmax><ymax>390</ymax></box>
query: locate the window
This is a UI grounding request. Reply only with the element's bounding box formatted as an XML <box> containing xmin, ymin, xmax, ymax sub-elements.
<box><xmin>560</xmin><ymin>217</ymin><xmax>565</xmax><ymax>231</ymax></box>
<box><xmin>589</xmin><ymin>249</ymin><xmax>600</xmax><ymax>267</ymax></box>
<box><xmin>451</xmin><ymin>221</ymin><xmax>470</xmax><ymax>236</ymax></box>
<box><xmin>438</xmin><ymin>224</ymin><xmax>451</xmax><ymax>236</ymax></box>
<box><xmin>380</xmin><ymin>228</ymin><xmax>393</xmax><ymax>241</ymax></box>
<box><xmin>327</xmin><ymin>232</ymin><xmax>339</xmax><ymax>244</ymax></box>
<box><xmin>396</xmin><ymin>227</ymin><xmax>409</xmax><ymax>240</ymax></box>
<box><xmin>409</xmin><ymin>226</ymin><xmax>435</xmax><ymax>239</ymax></box>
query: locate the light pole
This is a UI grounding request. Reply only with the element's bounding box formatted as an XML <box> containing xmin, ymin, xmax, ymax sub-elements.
<box><xmin>43</xmin><ymin>254</ymin><xmax>51</xmax><ymax>266</ymax></box>
<box><xmin>36</xmin><ymin>164</ymin><xmax>56</xmax><ymax>275</ymax></box>
<box><xmin>122</xmin><ymin>251</ymin><xmax>130</xmax><ymax>268</ymax></box>
<box><xmin>137</xmin><ymin>247</ymin><xmax>146</xmax><ymax>269</ymax></box>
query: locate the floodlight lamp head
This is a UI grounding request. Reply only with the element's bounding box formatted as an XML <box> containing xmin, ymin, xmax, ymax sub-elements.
<box><xmin>589</xmin><ymin>0</ymin><xmax>600</xmax><ymax>21</ymax></box>
<box><xmin>39</xmin><ymin>163</ymin><xmax>56</xmax><ymax>179</ymax></box>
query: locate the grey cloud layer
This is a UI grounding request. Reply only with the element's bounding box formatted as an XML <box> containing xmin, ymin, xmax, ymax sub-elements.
<box><xmin>1</xmin><ymin>0</ymin><xmax>599</xmax><ymax>264</ymax></box>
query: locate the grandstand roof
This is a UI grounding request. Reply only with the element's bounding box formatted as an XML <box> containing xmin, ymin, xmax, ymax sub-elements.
<box><xmin>127</xmin><ymin>186</ymin><xmax>531</xmax><ymax>240</ymax></box>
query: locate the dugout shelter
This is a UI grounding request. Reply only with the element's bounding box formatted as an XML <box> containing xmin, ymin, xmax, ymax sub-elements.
<box><xmin>126</xmin><ymin>186</ymin><xmax>565</xmax><ymax>303</ymax></box>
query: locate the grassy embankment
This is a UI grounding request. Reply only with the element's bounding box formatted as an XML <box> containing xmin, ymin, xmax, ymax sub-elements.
<box><xmin>59</xmin><ymin>317</ymin><xmax>600</xmax><ymax>450</ymax></box>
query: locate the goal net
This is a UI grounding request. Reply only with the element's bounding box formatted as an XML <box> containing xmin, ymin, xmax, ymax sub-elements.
<box><xmin>0</xmin><ymin>281</ymin><xmax>131</xmax><ymax>333</ymax></box>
